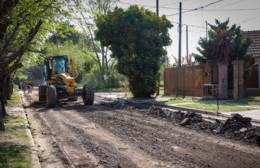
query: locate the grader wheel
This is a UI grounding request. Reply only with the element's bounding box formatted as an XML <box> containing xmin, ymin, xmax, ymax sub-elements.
<box><xmin>46</xmin><ymin>85</ymin><xmax>57</xmax><ymax>108</ymax></box>
<box><xmin>82</xmin><ymin>83</ymin><xmax>94</xmax><ymax>105</ymax></box>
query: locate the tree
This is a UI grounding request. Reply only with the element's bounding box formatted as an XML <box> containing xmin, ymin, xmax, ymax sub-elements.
<box><xmin>43</xmin><ymin>22</ymin><xmax>99</xmax><ymax>85</ymax></box>
<box><xmin>95</xmin><ymin>5</ymin><xmax>173</xmax><ymax>97</ymax></box>
<box><xmin>69</xmin><ymin>0</ymin><xmax>119</xmax><ymax>85</ymax></box>
<box><xmin>194</xmin><ymin>19</ymin><xmax>253</xmax><ymax>83</ymax></box>
<box><xmin>0</xmin><ymin>0</ymin><xmax>70</xmax><ymax>130</ymax></box>
<box><xmin>194</xmin><ymin>19</ymin><xmax>252</xmax><ymax>64</ymax></box>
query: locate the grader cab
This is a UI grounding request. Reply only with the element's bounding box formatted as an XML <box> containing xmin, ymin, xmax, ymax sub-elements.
<box><xmin>38</xmin><ymin>55</ymin><xmax>94</xmax><ymax>107</ymax></box>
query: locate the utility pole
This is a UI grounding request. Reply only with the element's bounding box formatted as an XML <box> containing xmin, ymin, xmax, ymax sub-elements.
<box><xmin>206</xmin><ymin>21</ymin><xmax>208</xmax><ymax>41</ymax></box>
<box><xmin>156</xmin><ymin>0</ymin><xmax>159</xmax><ymax>16</ymax></box>
<box><xmin>178</xmin><ymin>2</ymin><xmax>182</xmax><ymax>67</ymax></box>
<box><xmin>156</xmin><ymin>0</ymin><xmax>159</xmax><ymax>96</ymax></box>
<box><xmin>186</xmin><ymin>25</ymin><xmax>189</xmax><ymax>59</ymax></box>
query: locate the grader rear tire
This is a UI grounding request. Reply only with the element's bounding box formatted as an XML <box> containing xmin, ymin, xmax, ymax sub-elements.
<box><xmin>82</xmin><ymin>83</ymin><xmax>94</xmax><ymax>105</ymax></box>
<box><xmin>46</xmin><ymin>85</ymin><xmax>57</xmax><ymax>108</ymax></box>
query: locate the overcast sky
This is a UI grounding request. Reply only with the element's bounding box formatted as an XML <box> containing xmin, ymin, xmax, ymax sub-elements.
<box><xmin>116</xmin><ymin>0</ymin><xmax>260</xmax><ymax>64</ymax></box>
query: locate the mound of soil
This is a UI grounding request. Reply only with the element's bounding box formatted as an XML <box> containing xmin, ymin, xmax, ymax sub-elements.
<box><xmin>106</xmin><ymin>100</ymin><xmax>260</xmax><ymax>146</ymax></box>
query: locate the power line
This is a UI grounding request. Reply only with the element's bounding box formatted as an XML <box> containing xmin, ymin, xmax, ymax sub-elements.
<box><xmin>118</xmin><ymin>0</ymin><xmax>256</xmax><ymax>12</ymax></box>
<box><xmin>215</xmin><ymin>0</ymin><xmax>244</xmax><ymax>9</ymax></box>
<box><xmin>167</xmin><ymin>0</ymin><xmax>225</xmax><ymax>17</ymax></box>
<box><xmin>170</xmin><ymin>21</ymin><xmax>206</xmax><ymax>29</ymax></box>
<box><xmin>199</xmin><ymin>7</ymin><xmax>260</xmax><ymax>11</ymax></box>
<box><xmin>118</xmin><ymin>1</ymin><xmax>178</xmax><ymax>10</ymax></box>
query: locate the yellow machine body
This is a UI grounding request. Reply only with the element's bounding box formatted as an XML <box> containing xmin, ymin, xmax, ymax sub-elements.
<box><xmin>39</xmin><ymin>55</ymin><xmax>94</xmax><ymax>107</ymax></box>
<box><xmin>47</xmin><ymin>73</ymin><xmax>75</xmax><ymax>95</ymax></box>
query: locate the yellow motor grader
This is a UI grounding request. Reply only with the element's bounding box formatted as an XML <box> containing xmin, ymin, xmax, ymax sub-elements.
<box><xmin>38</xmin><ymin>55</ymin><xmax>94</xmax><ymax>107</ymax></box>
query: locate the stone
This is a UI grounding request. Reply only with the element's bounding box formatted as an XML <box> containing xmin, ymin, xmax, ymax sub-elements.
<box><xmin>180</xmin><ymin>118</ymin><xmax>189</xmax><ymax>126</ymax></box>
<box><xmin>239</xmin><ymin>127</ymin><xmax>248</xmax><ymax>133</ymax></box>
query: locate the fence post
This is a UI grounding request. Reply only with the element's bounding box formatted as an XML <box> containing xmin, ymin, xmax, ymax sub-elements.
<box><xmin>232</xmin><ymin>60</ymin><xmax>244</xmax><ymax>99</ymax></box>
<box><xmin>218</xmin><ymin>62</ymin><xmax>228</xmax><ymax>99</ymax></box>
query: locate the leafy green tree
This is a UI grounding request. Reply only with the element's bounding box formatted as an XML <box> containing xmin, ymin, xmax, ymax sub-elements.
<box><xmin>43</xmin><ymin>22</ymin><xmax>98</xmax><ymax>86</ymax></box>
<box><xmin>194</xmin><ymin>19</ymin><xmax>253</xmax><ymax>84</ymax></box>
<box><xmin>0</xmin><ymin>0</ymin><xmax>71</xmax><ymax>130</ymax></box>
<box><xmin>69</xmin><ymin>0</ymin><xmax>119</xmax><ymax>85</ymax></box>
<box><xmin>194</xmin><ymin>19</ymin><xmax>252</xmax><ymax>64</ymax></box>
<box><xmin>95</xmin><ymin>5</ymin><xmax>172</xmax><ymax>97</ymax></box>
<box><xmin>47</xmin><ymin>21</ymin><xmax>80</xmax><ymax>44</ymax></box>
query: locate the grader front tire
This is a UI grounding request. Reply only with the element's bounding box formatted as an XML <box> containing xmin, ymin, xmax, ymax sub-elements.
<box><xmin>46</xmin><ymin>85</ymin><xmax>57</xmax><ymax>108</ymax></box>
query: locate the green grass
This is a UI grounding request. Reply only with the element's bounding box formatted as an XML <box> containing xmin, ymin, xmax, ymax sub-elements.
<box><xmin>7</xmin><ymin>92</ymin><xmax>21</xmax><ymax>107</ymax></box>
<box><xmin>159</xmin><ymin>87</ymin><xmax>164</xmax><ymax>96</ymax></box>
<box><xmin>0</xmin><ymin>93</ymin><xmax>32</xmax><ymax>168</ymax></box>
<box><xmin>179</xmin><ymin>102</ymin><xmax>252</xmax><ymax>112</ymax></box>
<box><xmin>235</xmin><ymin>96</ymin><xmax>260</xmax><ymax>106</ymax></box>
<box><xmin>166</xmin><ymin>97</ymin><xmax>193</xmax><ymax>105</ymax></box>
<box><xmin>165</xmin><ymin>96</ymin><xmax>254</xmax><ymax>112</ymax></box>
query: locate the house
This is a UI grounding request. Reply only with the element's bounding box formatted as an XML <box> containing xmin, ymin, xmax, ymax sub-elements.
<box><xmin>243</xmin><ymin>30</ymin><xmax>260</xmax><ymax>89</ymax></box>
<box><xmin>164</xmin><ymin>30</ymin><xmax>260</xmax><ymax>98</ymax></box>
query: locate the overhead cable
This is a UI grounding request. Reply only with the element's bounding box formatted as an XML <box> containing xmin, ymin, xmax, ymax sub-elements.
<box><xmin>167</xmin><ymin>0</ymin><xmax>225</xmax><ymax>17</ymax></box>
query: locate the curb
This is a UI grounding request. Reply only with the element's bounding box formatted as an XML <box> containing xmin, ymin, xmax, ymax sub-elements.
<box><xmin>18</xmin><ymin>92</ymin><xmax>41</xmax><ymax>168</ymax></box>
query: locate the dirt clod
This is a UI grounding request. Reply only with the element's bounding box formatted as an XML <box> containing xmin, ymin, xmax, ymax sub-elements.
<box><xmin>180</xmin><ymin>118</ymin><xmax>190</xmax><ymax>126</ymax></box>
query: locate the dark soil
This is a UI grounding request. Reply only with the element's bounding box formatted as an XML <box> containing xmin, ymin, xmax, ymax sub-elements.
<box><xmin>23</xmin><ymin>92</ymin><xmax>260</xmax><ymax>168</ymax></box>
<box><xmin>103</xmin><ymin>99</ymin><xmax>260</xmax><ymax>146</ymax></box>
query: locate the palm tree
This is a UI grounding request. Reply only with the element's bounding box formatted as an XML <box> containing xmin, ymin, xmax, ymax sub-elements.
<box><xmin>194</xmin><ymin>19</ymin><xmax>252</xmax><ymax>83</ymax></box>
<box><xmin>209</xmin><ymin>19</ymin><xmax>235</xmax><ymax>63</ymax></box>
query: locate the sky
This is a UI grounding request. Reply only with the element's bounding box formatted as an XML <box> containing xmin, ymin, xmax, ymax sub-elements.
<box><xmin>115</xmin><ymin>0</ymin><xmax>260</xmax><ymax>64</ymax></box>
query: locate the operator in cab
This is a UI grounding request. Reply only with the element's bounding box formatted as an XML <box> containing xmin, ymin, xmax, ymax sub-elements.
<box><xmin>54</xmin><ymin>58</ymin><xmax>65</xmax><ymax>74</ymax></box>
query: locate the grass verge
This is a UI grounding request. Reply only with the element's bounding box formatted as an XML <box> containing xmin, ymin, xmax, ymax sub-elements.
<box><xmin>178</xmin><ymin>102</ymin><xmax>252</xmax><ymax>112</ymax></box>
<box><xmin>235</xmin><ymin>96</ymin><xmax>260</xmax><ymax>106</ymax></box>
<box><xmin>7</xmin><ymin>92</ymin><xmax>21</xmax><ymax>107</ymax></box>
<box><xmin>165</xmin><ymin>96</ymin><xmax>254</xmax><ymax>112</ymax></box>
<box><xmin>0</xmin><ymin>92</ymin><xmax>32</xmax><ymax>168</ymax></box>
<box><xmin>166</xmin><ymin>97</ymin><xmax>193</xmax><ymax>105</ymax></box>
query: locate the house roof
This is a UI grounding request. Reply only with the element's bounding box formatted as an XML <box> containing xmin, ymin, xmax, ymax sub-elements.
<box><xmin>243</xmin><ymin>30</ymin><xmax>260</xmax><ymax>58</ymax></box>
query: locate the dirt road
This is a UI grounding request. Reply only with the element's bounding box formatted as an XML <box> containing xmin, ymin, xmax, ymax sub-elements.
<box><xmin>22</xmin><ymin>90</ymin><xmax>260</xmax><ymax>168</ymax></box>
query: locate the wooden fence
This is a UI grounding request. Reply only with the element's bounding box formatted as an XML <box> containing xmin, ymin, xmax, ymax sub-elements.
<box><xmin>164</xmin><ymin>65</ymin><xmax>206</xmax><ymax>97</ymax></box>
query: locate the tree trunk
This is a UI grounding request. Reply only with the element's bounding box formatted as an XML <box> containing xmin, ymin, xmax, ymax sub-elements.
<box><xmin>0</xmin><ymin>120</ymin><xmax>5</xmax><ymax>131</ymax></box>
<box><xmin>7</xmin><ymin>75</ymin><xmax>12</xmax><ymax>100</ymax></box>
<box><xmin>0</xmin><ymin>85</ymin><xmax>7</xmax><ymax>131</ymax></box>
<box><xmin>0</xmin><ymin>98</ymin><xmax>5</xmax><ymax>131</ymax></box>
<box><xmin>1</xmin><ymin>75</ymin><xmax>8</xmax><ymax>117</ymax></box>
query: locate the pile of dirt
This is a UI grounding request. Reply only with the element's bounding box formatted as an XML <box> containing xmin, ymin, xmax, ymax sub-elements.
<box><xmin>109</xmin><ymin>101</ymin><xmax>260</xmax><ymax>146</ymax></box>
<box><xmin>213</xmin><ymin>114</ymin><xmax>260</xmax><ymax>145</ymax></box>
<box><xmin>100</xmin><ymin>100</ymin><xmax>260</xmax><ymax>146</ymax></box>
<box><xmin>147</xmin><ymin>105</ymin><xmax>203</xmax><ymax>126</ymax></box>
